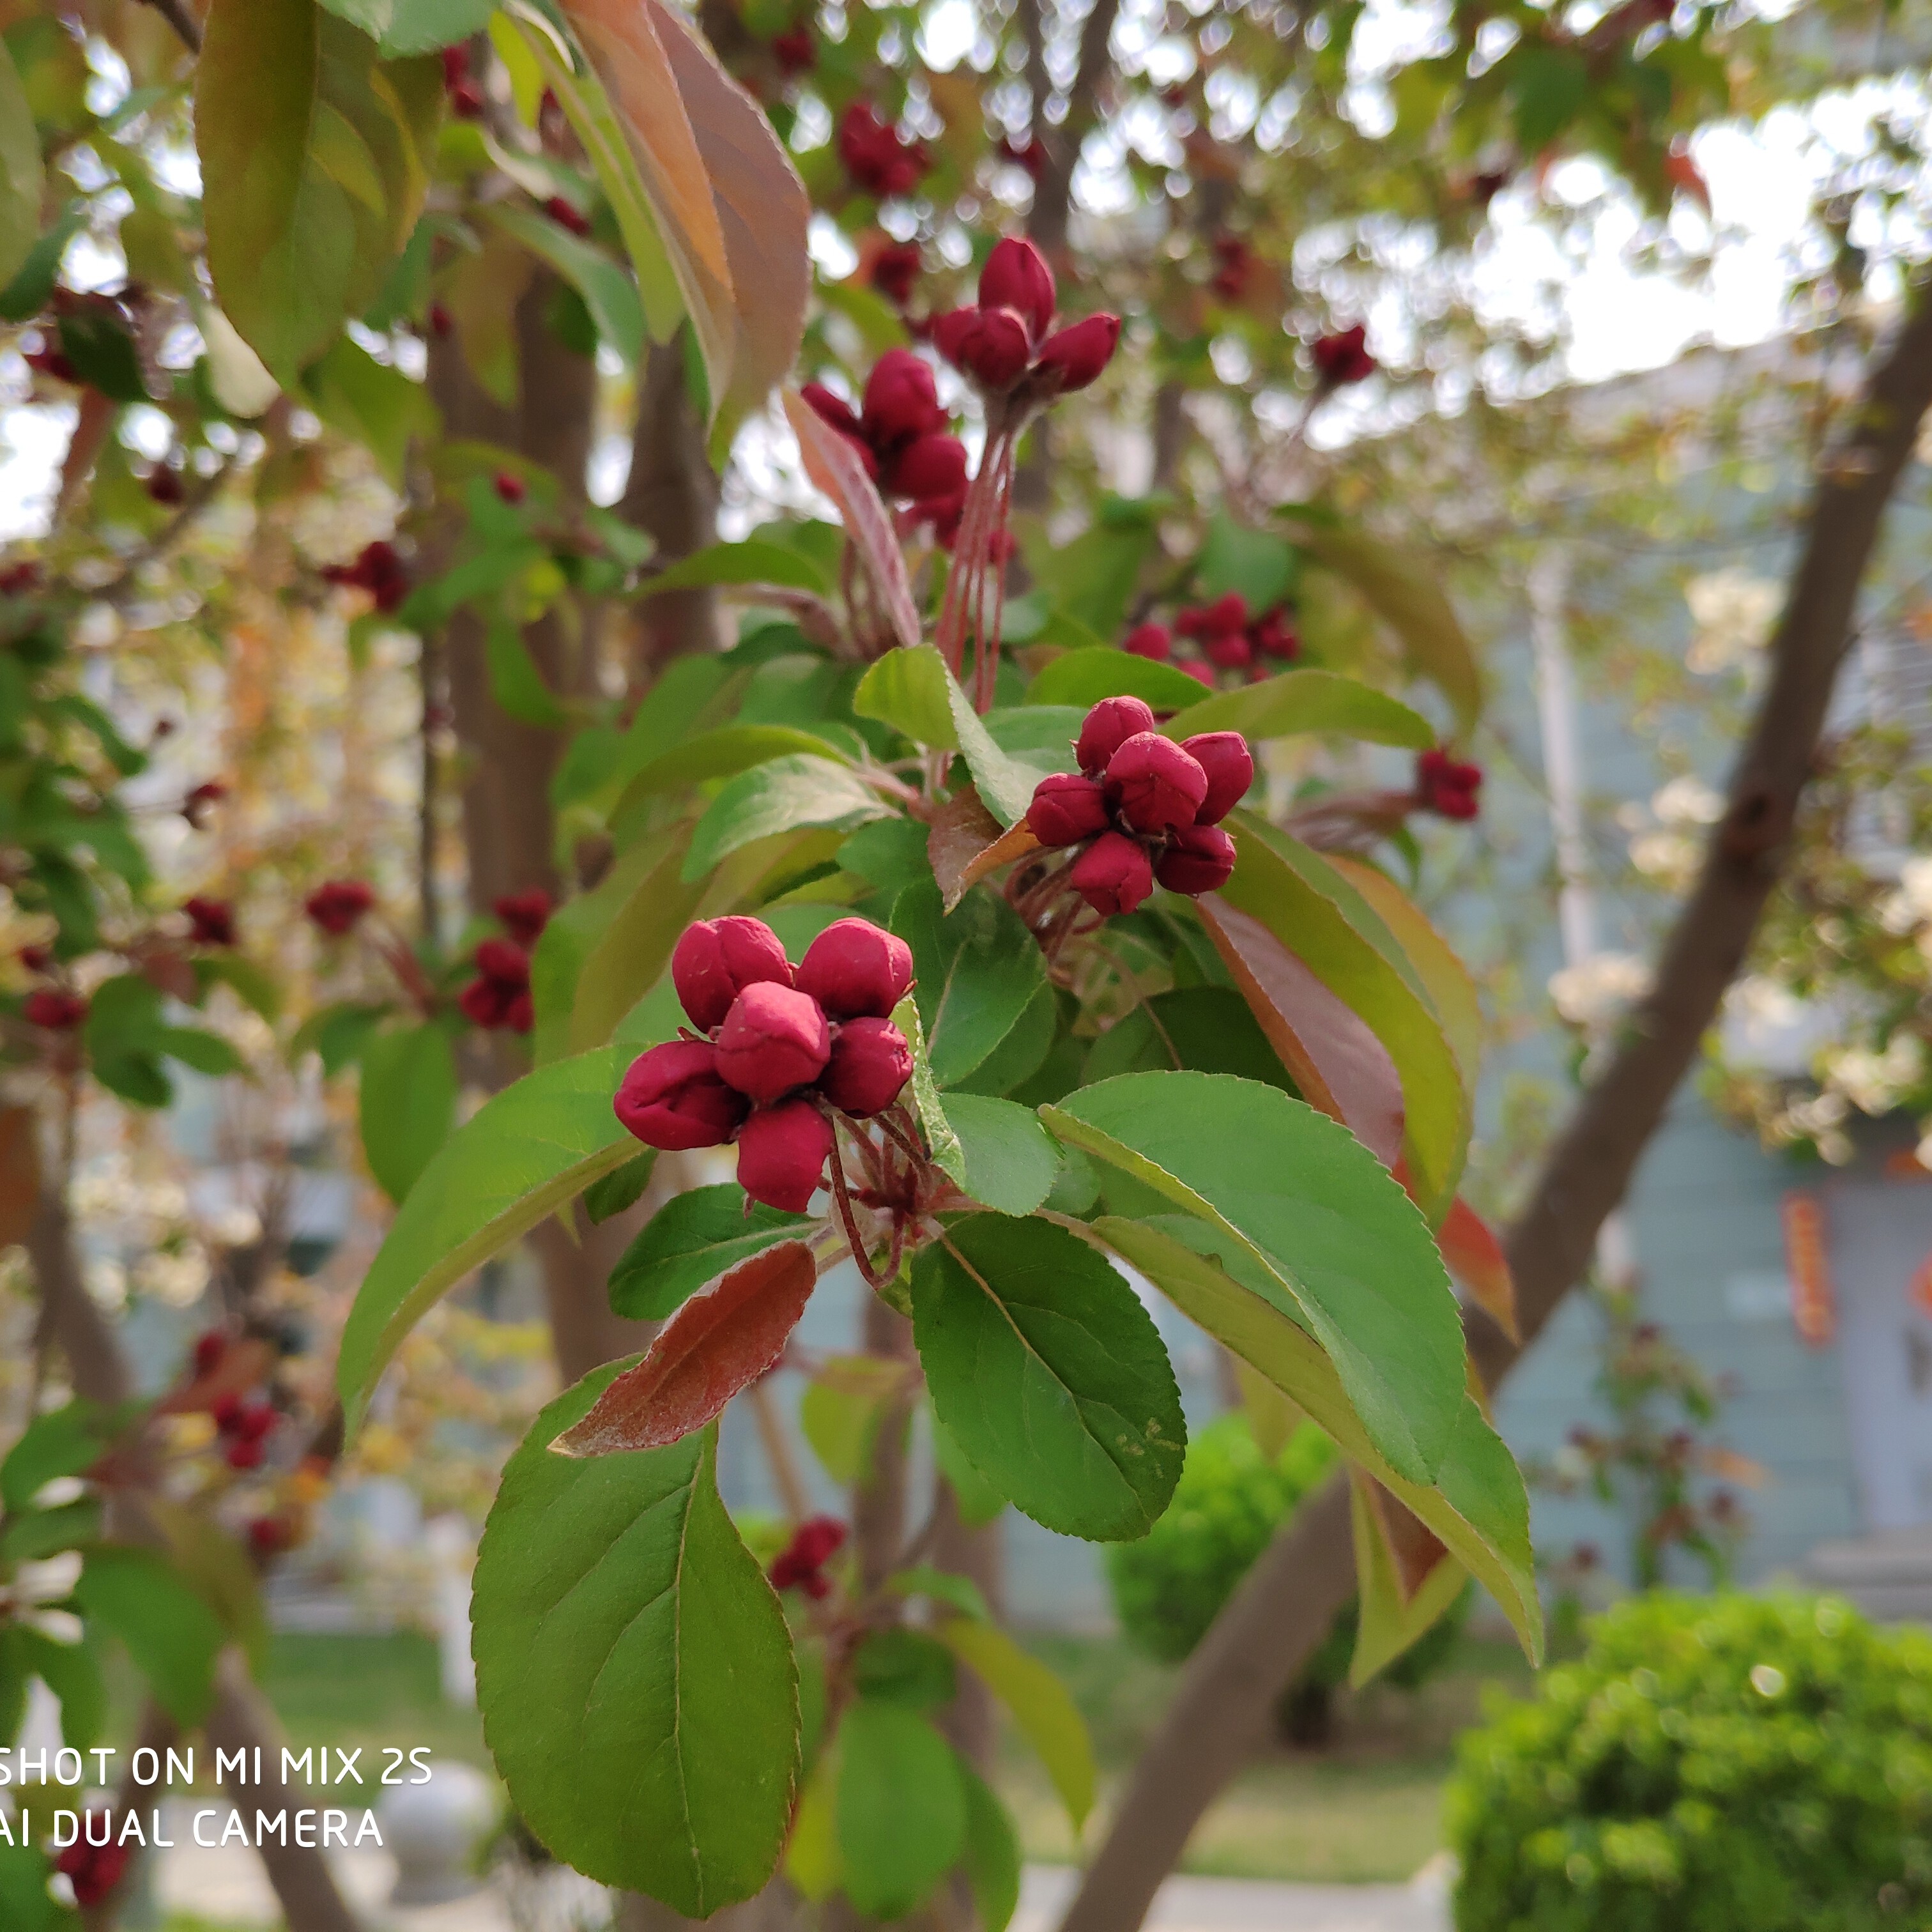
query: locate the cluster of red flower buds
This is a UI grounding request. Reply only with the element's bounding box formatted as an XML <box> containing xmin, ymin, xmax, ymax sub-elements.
<box><xmin>997</xmin><ymin>134</ymin><xmax>1048</xmax><ymax>182</ymax></box>
<box><xmin>321</xmin><ymin>540</ymin><xmax>410</xmax><ymax>615</ymax></box>
<box><xmin>183</xmin><ymin>896</ymin><xmax>236</xmax><ymax>947</ymax></box>
<box><xmin>769</xmin><ymin>1514</ymin><xmax>847</xmax><ymax>1598</ymax></box>
<box><xmin>802</xmin><ymin>351</ymin><xmax>968</xmax><ymax>542</ymax></box>
<box><xmin>931</xmin><ymin>237</ymin><xmax>1119</xmax><ymax>401</ymax></box>
<box><xmin>459</xmin><ymin>938</ymin><xmax>534</xmax><ymax>1034</ymax></box>
<box><xmin>305</xmin><ymin>878</ymin><xmax>375</xmax><ymax>936</ymax></box>
<box><xmin>0</xmin><ymin>559</ymin><xmax>42</xmax><ymax>595</ymax></box>
<box><xmin>23</xmin><ymin>987</ymin><xmax>87</xmax><ymax>1031</ymax></box>
<box><xmin>769</xmin><ymin>21</ymin><xmax>815</xmax><ymax>74</ymax></box>
<box><xmin>212</xmin><ymin>1392</ymin><xmax>278</xmax><ymax>1470</ymax></box>
<box><xmin>864</xmin><ymin>238</ymin><xmax>923</xmax><ymax>310</ymax></box>
<box><xmin>494</xmin><ymin>888</ymin><xmax>551</xmax><ymax>947</ymax></box>
<box><xmin>1414</xmin><ymin>748</ymin><xmax>1483</xmax><ymax>820</ymax></box>
<box><xmin>1125</xmin><ymin>592</ymin><xmax>1299</xmax><ymax>687</ymax></box>
<box><xmin>1312</xmin><ymin>324</ymin><xmax>1377</xmax><ymax>388</ymax></box>
<box><xmin>56</xmin><ymin>1830</ymin><xmax>130</xmax><ymax>1906</ymax></box>
<box><xmin>147</xmin><ymin>463</ymin><xmax>185</xmax><ymax>506</ymax></box>
<box><xmin>838</xmin><ymin>103</ymin><xmax>930</xmax><ymax>199</ymax></box>
<box><xmin>1026</xmin><ymin>698</ymin><xmax>1253</xmax><ymax>917</ymax></box>
<box><xmin>615</xmin><ymin>917</ymin><xmax>916</xmax><ymax>1213</ymax></box>
<box><xmin>441</xmin><ymin>43</ymin><xmax>485</xmax><ymax>119</ymax></box>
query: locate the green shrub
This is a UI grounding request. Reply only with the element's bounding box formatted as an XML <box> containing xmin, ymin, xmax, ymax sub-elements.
<box><xmin>1105</xmin><ymin>1415</ymin><xmax>1466</xmax><ymax>1740</ymax></box>
<box><xmin>1448</xmin><ymin>1592</ymin><xmax>1932</xmax><ymax>1932</ymax></box>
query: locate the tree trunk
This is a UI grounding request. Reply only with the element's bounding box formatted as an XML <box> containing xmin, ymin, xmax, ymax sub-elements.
<box><xmin>1055</xmin><ymin>286</ymin><xmax>1932</xmax><ymax>1932</ymax></box>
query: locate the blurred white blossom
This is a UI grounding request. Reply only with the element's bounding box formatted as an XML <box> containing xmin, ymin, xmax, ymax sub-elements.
<box><xmin>1550</xmin><ymin>952</ymin><xmax>1652</xmax><ymax>1029</ymax></box>
<box><xmin>1821</xmin><ymin>1035</ymin><xmax>1926</xmax><ymax>1116</ymax></box>
<box><xmin>1879</xmin><ymin>856</ymin><xmax>1932</xmax><ymax>934</ymax></box>
<box><xmin>1685</xmin><ymin>569</ymin><xmax>1779</xmax><ymax>674</ymax></box>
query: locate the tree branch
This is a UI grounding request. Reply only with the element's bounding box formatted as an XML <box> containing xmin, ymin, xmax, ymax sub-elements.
<box><xmin>1029</xmin><ymin>0</ymin><xmax>1126</xmax><ymax>259</ymax></box>
<box><xmin>1055</xmin><ymin>284</ymin><xmax>1932</xmax><ymax>1932</ymax></box>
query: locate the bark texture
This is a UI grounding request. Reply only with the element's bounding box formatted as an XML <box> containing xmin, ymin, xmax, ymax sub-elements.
<box><xmin>1055</xmin><ymin>289</ymin><xmax>1932</xmax><ymax>1932</ymax></box>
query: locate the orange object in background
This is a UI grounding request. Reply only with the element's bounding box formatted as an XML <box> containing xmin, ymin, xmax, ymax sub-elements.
<box><xmin>1782</xmin><ymin>1192</ymin><xmax>1836</xmax><ymax>1347</ymax></box>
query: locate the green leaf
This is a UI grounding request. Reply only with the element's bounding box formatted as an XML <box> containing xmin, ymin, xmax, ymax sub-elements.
<box><xmin>1024</xmin><ymin>647</ymin><xmax>1213</xmax><ymax>713</ymax></box>
<box><xmin>621</xmin><ymin>724</ymin><xmax>851</xmax><ymax>802</ymax></box>
<box><xmin>853</xmin><ymin>647</ymin><xmax>1035</xmax><ymax>826</ymax></box>
<box><xmin>487</xmin><ymin>615</ymin><xmax>571</xmax><ymax>728</ymax></box>
<box><xmin>338</xmin><ymin>1047</ymin><xmax>634</xmax><ymax>1429</ymax></box>
<box><xmin>195</xmin><ymin>952</ymin><xmax>283</xmax><ymax>1022</ymax></box>
<box><xmin>291</xmin><ymin>999</ymin><xmax>390</xmax><ymax>1075</ymax></box>
<box><xmin>1094</xmin><ymin>1213</ymin><xmax>1540</xmax><ymax>1660</ymax></box>
<box><xmin>1290</xmin><ymin>524</ymin><xmax>1483</xmax><ymax>735</ymax></box>
<box><xmin>887</xmin><ymin>1563</ymin><xmax>992</xmax><ymax>1621</ymax></box>
<box><xmin>937</xmin><ymin>1616</ymin><xmax>1096</xmax><ymax>1830</ymax></box>
<box><xmin>0</xmin><ymin>1845</ymin><xmax>65</xmax><ymax>1932</ymax></box>
<box><xmin>197</xmin><ymin>0</ymin><xmax>441</xmax><ymax>380</ymax></box>
<box><xmin>1043</xmin><ymin>1071</ymin><xmax>1466</xmax><ymax>1486</ymax></box>
<box><xmin>72</xmin><ymin>1546</ymin><xmax>226</xmax><ymax>1725</ymax></box>
<box><xmin>943</xmin><ymin>1093</ymin><xmax>1061</xmax><ymax>1216</ymax></box>
<box><xmin>931</xmin><ymin>1411</ymin><xmax>1005</xmax><ymax>1527</ymax></box>
<box><xmin>1220</xmin><ymin>818</ymin><xmax>1468</xmax><ymax>1215</ymax></box>
<box><xmin>1347</xmin><ymin>1475</ymin><xmax>1468</xmax><ymax>1687</ymax></box>
<box><xmin>155</xmin><ymin>1025</ymin><xmax>245</xmax><ymax>1078</ymax></box>
<box><xmin>835</xmin><ymin>1699</ymin><xmax>965</xmax><ymax>1919</ymax></box>
<box><xmin>1016</xmin><ymin>510</ymin><xmax>1154</xmax><ymax>640</ymax></box>
<box><xmin>894</xmin><ymin>993</ymin><xmax>964</xmax><ymax>1188</ymax></box>
<box><xmin>912</xmin><ymin>1215</ymin><xmax>1185</xmax><ymax>1540</ymax></box>
<box><xmin>1082</xmin><ymin>987</ymin><xmax>1294</xmax><ymax>1092</ymax></box>
<box><xmin>474</xmin><ymin>1379</ymin><xmax>797</xmax><ymax>1915</ymax></box>
<box><xmin>608</xmin><ymin>1184</ymin><xmax>810</xmax><ymax>1321</ymax></box>
<box><xmin>0</xmin><ymin>1499</ymin><xmax>101</xmax><ymax>1563</ymax></box>
<box><xmin>1161</xmin><ymin>668</ymin><xmax>1433</xmax><ymax>750</ymax></box>
<box><xmin>358</xmin><ymin>1020</ymin><xmax>457</xmax><ymax>1204</ymax></box>
<box><xmin>1193</xmin><ymin>512</ymin><xmax>1296</xmax><ymax>611</ymax></box>
<box><xmin>852</xmin><ymin>1629</ymin><xmax>957</xmax><ymax>1710</ymax></box>
<box><xmin>18</xmin><ymin>1625</ymin><xmax>105</xmax><ymax>1753</ymax></box>
<box><xmin>57</xmin><ymin>305</ymin><xmax>146</xmax><ymax>403</ymax></box>
<box><xmin>146</xmin><ymin>1498</ymin><xmax>271</xmax><ymax>1677</ymax></box>
<box><xmin>0</xmin><ymin>199</ymin><xmax>85</xmax><ymax>323</ymax></box>
<box><xmin>646</xmin><ymin>538</ymin><xmax>834</xmax><ymax>597</ymax></box>
<box><xmin>958</xmin><ymin>1759</ymin><xmax>1021</xmax><ymax>1932</ymax></box>
<box><xmin>889</xmin><ymin>879</ymin><xmax>1047</xmax><ymax>1089</ymax></box>
<box><xmin>318</xmin><ymin>0</ymin><xmax>497</xmax><ymax>53</ymax></box>
<box><xmin>584</xmin><ymin>1149</ymin><xmax>656</xmax><ymax>1223</ymax></box>
<box><xmin>302</xmin><ymin>332</ymin><xmax>438</xmax><ymax>485</ymax></box>
<box><xmin>801</xmin><ymin>1354</ymin><xmax>903</xmax><ymax>1485</ymax></box>
<box><xmin>684</xmin><ymin>755</ymin><xmax>889</xmax><ymax>882</ymax></box>
<box><xmin>1</xmin><ymin>1400</ymin><xmax>126</xmax><ymax>1512</ymax></box>
<box><xmin>487</xmin><ymin>200</ymin><xmax>643</xmax><ymax>365</ymax></box>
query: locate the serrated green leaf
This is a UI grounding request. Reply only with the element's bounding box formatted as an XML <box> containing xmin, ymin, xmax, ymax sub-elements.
<box><xmin>487</xmin><ymin>199</ymin><xmax>643</xmax><ymax>364</ymax></box>
<box><xmin>853</xmin><ymin>647</ymin><xmax>1036</xmax><ymax>826</ymax></box>
<box><xmin>1024</xmin><ymin>647</ymin><xmax>1213</xmax><ymax>712</ymax></box>
<box><xmin>73</xmin><ymin>1546</ymin><xmax>226</xmax><ymax>1725</ymax></box>
<box><xmin>937</xmin><ymin>1616</ymin><xmax>1096</xmax><ymax>1830</ymax></box>
<box><xmin>608</xmin><ymin>1184</ymin><xmax>810</xmax><ymax>1320</ymax></box>
<box><xmin>474</xmin><ymin>1380</ymin><xmax>797</xmax><ymax>1915</ymax></box>
<box><xmin>684</xmin><ymin>755</ymin><xmax>889</xmax><ymax>882</ymax></box>
<box><xmin>1044</xmin><ymin>1071</ymin><xmax>1465</xmax><ymax>1485</ymax></box>
<box><xmin>912</xmin><ymin>1215</ymin><xmax>1185</xmax><ymax>1540</ymax></box>
<box><xmin>584</xmin><ymin>1149</ymin><xmax>656</xmax><ymax>1223</ymax></box>
<box><xmin>889</xmin><ymin>879</ymin><xmax>1046</xmax><ymax>1089</ymax></box>
<box><xmin>338</xmin><ymin>1048</ymin><xmax>634</xmax><ymax>1429</ymax></box>
<box><xmin>835</xmin><ymin>1699</ymin><xmax>964</xmax><ymax>1919</ymax></box>
<box><xmin>646</xmin><ymin>538</ymin><xmax>834</xmax><ymax>597</ymax></box>
<box><xmin>318</xmin><ymin>0</ymin><xmax>497</xmax><ymax>54</ymax></box>
<box><xmin>942</xmin><ymin>1093</ymin><xmax>1061</xmax><ymax>1216</ymax></box>
<box><xmin>358</xmin><ymin>1020</ymin><xmax>457</xmax><ymax>1205</ymax></box>
<box><xmin>1160</xmin><ymin>668</ymin><xmax>1434</xmax><ymax>750</ymax></box>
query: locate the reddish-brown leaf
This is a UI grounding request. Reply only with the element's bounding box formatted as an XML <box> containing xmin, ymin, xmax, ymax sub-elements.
<box><xmin>554</xmin><ymin>1240</ymin><xmax>818</xmax><ymax>1457</ymax></box>
<box><xmin>1361</xmin><ymin>1476</ymin><xmax>1452</xmax><ymax>1604</ymax></box>
<box><xmin>647</xmin><ymin>0</ymin><xmax>808</xmax><ymax>433</ymax></box>
<box><xmin>951</xmin><ymin>818</ymin><xmax>1043</xmax><ymax>909</ymax></box>
<box><xmin>928</xmin><ymin>789</ymin><xmax>1004</xmax><ymax>910</ymax></box>
<box><xmin>0</xmin><ymin>1107</ymin><xmax>39</xmax><ymax>1248</ymax></box>
<box><xmin>57</xmin><ymin>387</ymin><xmax>116</xmax><ymax>518</ymax></box>
<box><xmin>1197</xmin><ymin>896</ymin><xmax>1404</xmax><ymax>1168</ymax></box>
<box><xmin>1436</xmin><ymin>1191</ymin><xmax>1517</xmax><ymax>1343</ymax></box>
<box><xmin>783</xmin><ymin>388</ymin><xmax>922</xmax><ymax>653</ymax></box>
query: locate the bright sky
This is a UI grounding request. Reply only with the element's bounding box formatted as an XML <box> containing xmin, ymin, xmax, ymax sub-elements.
<box><xmin>0</xmin><ymin>8</ymin><xmax>1911</xmax><ymax>536</ymax></box>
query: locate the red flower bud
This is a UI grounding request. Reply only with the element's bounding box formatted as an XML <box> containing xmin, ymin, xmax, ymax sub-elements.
<box><xmin>801</xmin><ymin>381</ymin><xmax>863</xmax><ymax>441</ymax></box>
<box><xmin>838</xmin><ymin>103</ymin><xmax>930</xmax><ymax>199</ymax></box>
<box><xmin>735</xmin><ymin>1097</ymin><xmax>833</xmax><ymax>1213</ymax></box>
<box><xmin>978</xmin><ymin>236</ymin><xmax>1055</xmax><ymax>346</ymax></box>
<box><xmin>249</xmin><ymin>1514</ymin><xmax>296</xmax><ymax>1558</ymax></box>
<box><xmin>1069</xmin><ymin>832</ymin><xmax>1154</xmax><ymax>917</ymax></box>
<box><xmin>862</xmin><ymin>348</ymin><xmax>947</xmax><ymax>451</ymax></box>
<box><xmin>56</xmin><ymin>1836</ymin><xmax>130</xmax><ymax>1907</ymax></box>
<box><xmin>493</xmin><ymin>470</ymin><xmax>526</xmax><ymax>505</ymax></box>
<box><xmin>868</xmin><ymin>240</ymin><xmax>922</xmax><ymax>306</ymax></box>
<box><xmin>458</xmin><ymin>976</ymin><xmax>513</xmax><ymax>1031</ymax></box>
<box><xmin>24</xmin><ymin>988</ymin><xmax>87</xmax><ymax>1031</ymax></box>
<box><xmin>192</xmin><ymin>1330</ymin><xmax>227</xmax><ymax>1377</ymax></box>
<box><xmin>931</xmin><ymin>305</ymin><xmax>1032</xmax><ymax>390</ymax></box>
<box><xmin>1179</xmin><ymin>660</ymin><xmax>1215</xmax><ymax>686</ymax></box>
<box><xmin>1210</xmin><ymin>234</ymin><xmax>1254</xmax><ymax>301</ymax></box>
<box><xmin>672</xmin><ymin>916</ymin><xmax>793</xmax><ymax>1032</ymax></box>
<box><xmin>1028</xmin><ymin>772</ymin><xmax>1110</xmax><ymax>847</ymax></box>
<box><xmin>474</xmin><ymin>937</ymin><xmax>531</xmax><ymax>988</ymax></box>
<box><xmin>427</xmin><ymin>302</ymin><xmax>452</xmax><ymax>339</ymax></box>
<box><xmin>1176</xmin><ymin>592</ymin><xmax>1248</xmax><ymax>640</ymax></box>
<box><xmin>1154</xmin><ymin>822</ymin><xmax>1237</xmax><ymax>896</ymax></box>
<box><xmin>1123</xmin><ymin>622</ymin><xmax>1171</xmax><ymax>661</ymax></box>
<box><xmin>1416</xmin><ymin>749</ymin><xmax>1483</xmax><ymax>820</ymax></box>
<box><xmin>1034</xmin><ymin>313</ymin><xmax>1119</xmax><ymax>394</ymax></box>
<box><xmin>307</xmin><ymin>879</ymin><xmax>375</xmax><ymax>935</ymax></box>
<box><xmin>1182</xmin><ymin>732</ymin><xmax>1254</xmax><ymax>825</ymax></box>
<box><xmin>770</xmin><ymin>1513</ymin><xmax>846</xmax><ymax>1591</ymax></box>
<box><xmin>1107</xmin><ymin>732</ymin><xmax>1208</xmax><ymax>834</ymax></box>
<box><xmin>771</xmin><ymin>22</ymin><xmax>815</xmax><ymax>72</ymax></box>
<box><xmin>1312</xmin><ymin>324</ymin><xmax>1376</xmax><ymax>386</ymax></box>
<box><xmin>448</xmin><ymin>77</ymin><xmax>486</xmax><ymax>118</ymax></box>
<box><xmin>147</xmin><ymin>466</ymin><xmax>185</xmax><ymax>506</ymax></box>
<box><xmin>795</xmin><ymin>917</ymin><xmax>914</xmax><ymax>1022</ymax></box>
<box><xmin>184</xmin><ymin>896</ymin><xmax>236</xmax><ymax>947</ymax></box>
<box><xmin>819</xmin><ymin>1016</ymin><xmax>912</xmax><ymax>1117</ymax></box>
<box><xmin>1202</xmin><ymin>629</ymin><xmax>1252</xmax><ymax>670</ymax></box>
<box><xmin>615</xmin><ymin>1040</ymin><xmax>750</xmax><ymax>1149</ymax></box>
<box><xmin>441</xmin><ymin>44</ymin><xmax>469</xmax><ymax>87</ymax></box>
<box><xmin>716</xmin><ymin>983</ymin><xmax>832</xmax><ymax>1102</ymax></box>
<box><xmin>1075</xmin><ymin>695</ymin><xmax>1156</xmax><ymax>776</ymax></box>
<box><xmin>544</xmin><ymin>195</ymin><xmax>594</xmax><ymax>238</ymax></box>
<box><xmin>883</xmin><ymin>433</ymin><xmax>967</xmax><ymax>505</ymax></box>
<box><xmin>0</xmin><ymin>561</ymin><xmax>43</xmax><ymax>595</ymax></box>
<box><xmin>226</xmin><ymin>1437</ymin><xmax>266</xmax><ymax>1469</ymax></box>
<box><xmin>182</xmin><ymin>778</ymin><xmax>227</xmax><ymax>827</ymax></box>
<box><xmin>494</xmin><ymin>888</ymin><xmax>551</xmax><ymax>946</ymax></box>
<box><xmin>1248</xmin><ymin>604</ymin><xmax>1300</xmax><ymax>660</ymax></box>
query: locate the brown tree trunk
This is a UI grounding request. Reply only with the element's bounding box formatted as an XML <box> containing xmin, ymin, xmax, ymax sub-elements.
<box><xmin>1055</xmin><ymin>286</ymin><xmax>1932</xmax><ymax>1932</ymax></box>
<box><xmin>624</xmin><ymin>337</ymin><xmax>723</xmax><ymax>676</ymax></box>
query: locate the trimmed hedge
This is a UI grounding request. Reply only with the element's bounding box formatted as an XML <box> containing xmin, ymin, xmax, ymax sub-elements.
<box><xmin>1449</xmin><ymin>1591</ymin><xmax>1932</xmax><ymax>1931</ymax></box>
